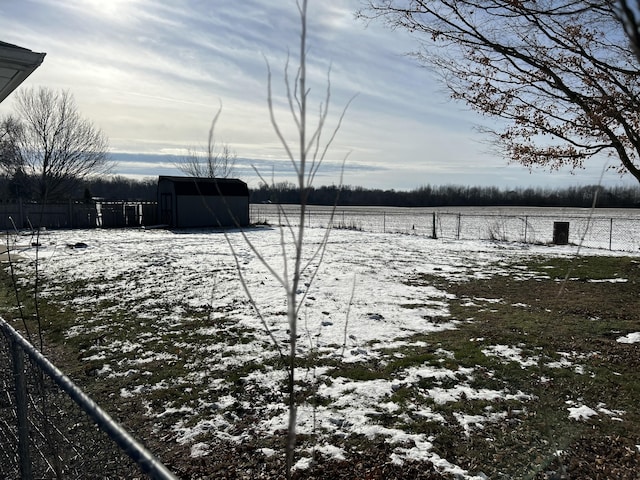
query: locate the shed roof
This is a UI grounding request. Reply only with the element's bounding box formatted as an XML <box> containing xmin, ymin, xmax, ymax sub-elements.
<box><xmin>0</xmin><ymin>41</ymin><xmax>46</xmax><ymax>104</ymax></box>
<box><xmin>158</xmin><ymin>176</ymin><xmax>249</xmax><ymax>197</ymax></box>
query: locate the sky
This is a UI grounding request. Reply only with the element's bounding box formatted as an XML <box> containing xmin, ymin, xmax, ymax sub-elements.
<box><xmin>0</xmin><ymin>0</ymin><xmax>637</xmax><ymax>191</ymax></box>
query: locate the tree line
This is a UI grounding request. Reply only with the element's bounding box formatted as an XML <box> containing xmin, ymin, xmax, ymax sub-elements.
<box><xmin>0</xmin><ymin>174</ymin><xmax>157</xmax><ymax>202</ymax></box>
<box><xmin>4</xmin><ymin>174</ymin><xmax>639</xmax><ymax>209</ymax></box>
<box><xmin>247</xmin><ymin>182</ymin><xmax>640</xmax><ymax>208</ymax></box>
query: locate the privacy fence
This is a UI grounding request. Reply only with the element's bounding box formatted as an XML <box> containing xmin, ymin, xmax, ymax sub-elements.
<box><xmin>0</xmin><ymin>317</ymin><xmax>177</xmax><ymax>480</ymax></box>
<box><xmin>250</xmin><ymin>204</ymin><xmax>640</xmax><ymax>252</ymax></box>
<box><xmin>0</xmin><ymin>200</ymin><xmax>157</xmax><ymax>230</ymax></box>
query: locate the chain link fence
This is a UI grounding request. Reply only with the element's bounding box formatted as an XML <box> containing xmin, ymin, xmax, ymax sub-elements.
<box><xmin>0</xmin><ymin>317</ymin><xmax>177</xmax><ymax>480</ymax></box>
<box><xmin>250</xmin><ymin>205</ymin><xmax>640</xmax><ymax>252</ymax></box>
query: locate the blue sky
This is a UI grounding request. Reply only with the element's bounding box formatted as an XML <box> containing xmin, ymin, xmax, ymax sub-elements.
<box><xmin>0</xmin><ymin>0</ymin><xmax>634</xmax><ymax>190</ymax></box>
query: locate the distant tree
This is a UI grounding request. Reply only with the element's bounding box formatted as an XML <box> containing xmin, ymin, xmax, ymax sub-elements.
<box><xmin>249</xmin><ymin>181</ymin><xmax>640</xmax><ymax>207</ymax></box>
<box><xmin>358</xmin><ymin>1</ymin><xmax>640</xmax><ymax>184</ymax></box>
<box><xmin>0</xmin><ymin>116</ymin><xmax>30</xmax><ymax>197</ymax></box>
<box><xmin>0</xmin><ymin>116</ymin><xmax>21</xmax><ymax>172</ymax></box>
<box><xmin>81</xmin><ymin>175</ymin><xmax>157</xmax><ymax>201</ymax></box>
<box><xmin>176</xmin><ymin>107</ymin><xmax>237</xmax><ymax>178</ymax></box>
<box><xmin>0</xmin><ymin>87</ymin><xmax>112</xmax><ymax>201</ymax></box>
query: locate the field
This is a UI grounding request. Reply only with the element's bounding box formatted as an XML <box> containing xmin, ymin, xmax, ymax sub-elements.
<box><xmin>2</xmin><ymin>221</ymin><xmax>640</xmax><ymax>479</ymax></box>
<box><xmin>252</xmin><ymin>204</ymin><xmax>640</xmax><ymax>251</ymax></box>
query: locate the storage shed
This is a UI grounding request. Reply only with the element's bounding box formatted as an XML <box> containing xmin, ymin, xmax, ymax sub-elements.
<box><xmin>157</xmin><ymin>176</ymin><xmax>249</xmax><ymax>228</ymax></box>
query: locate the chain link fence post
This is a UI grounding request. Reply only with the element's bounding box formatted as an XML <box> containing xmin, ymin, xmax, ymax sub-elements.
<box><xmin>1</xmin><ymin>318</ymin><xmax>178</xmax><ymax>480</ymax></box>
<box><xmin>10</xmin><ymin>337</ymin><xmax>32</xmax><ymax>480</ymax></box>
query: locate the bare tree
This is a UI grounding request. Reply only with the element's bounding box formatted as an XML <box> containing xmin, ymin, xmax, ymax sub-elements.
<box><xmin>358</xmin><ymin>1</ymin><xmax>640</xmax><ymax>183</ymax></box>
<box><xmin>0</xmin><ymin>117</ymin><xmax>28</xmax><ymax>198</ymax></box>
<box><xmin>0</xmin><ymin>117</ymin><xmax>21</xmax><ymax>172</ymax></box>
<box><xmin>176</xmin><ymin>107</ymin><xmax>237</xmax><ymax>178</ymax></box>
<box><xmin>217</xmin><ymin>1</ymin><xmax>353</xmax><ymax>476</ymax></box>
<box><xmin>1</xmin><ymin>87</ymin><xmax>111</xmax><ymax>200</ymax></box>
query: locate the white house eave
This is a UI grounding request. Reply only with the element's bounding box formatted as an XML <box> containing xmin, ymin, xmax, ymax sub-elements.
<box><xmin>0</xmin><ymin>41</ymin><xmax>46</xmax><ymax>104</ymax></box>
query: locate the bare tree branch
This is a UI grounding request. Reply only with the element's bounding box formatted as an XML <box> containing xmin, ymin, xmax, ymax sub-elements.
<box><xmin>359</xmin><ymin>0</ymin><xmax>640</xmax><ymax>183</ymax></box>
<box><xmin>1</xmin><ymin>87</ymin><xmax>112</xmax><ymax>201</ymax></box>
<box><xmin>176</xmin><ymin>103</ymin><xmax>237</xmax><ymax>179</ymax></box>
<box><xmin>219</xmin><ymin>1</ymin><xmax>353</xmax><ymax>476</ymax></box>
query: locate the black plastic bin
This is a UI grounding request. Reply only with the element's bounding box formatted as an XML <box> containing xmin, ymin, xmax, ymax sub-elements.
<box><xmin>553</xmin><ymin>221</ymin><xmax>570</xmax><ymax>245</ymax></box>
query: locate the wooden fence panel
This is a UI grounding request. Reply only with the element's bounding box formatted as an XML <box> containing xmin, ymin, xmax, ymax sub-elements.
<box><xmin>0</xmin><ymin>200</ymin><xmax>157</xmax><ymax>230</ymax></box>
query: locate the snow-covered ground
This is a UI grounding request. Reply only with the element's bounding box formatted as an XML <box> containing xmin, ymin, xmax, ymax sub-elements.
<box><xmin>10</xmin><ymin>226</ymin><xmax>640</xmax><ymax>478</ymax></box>
<box><xmin>252</xmin><ymin>204</ymin><xmax>640</xmax><ymax>251</ymax></box>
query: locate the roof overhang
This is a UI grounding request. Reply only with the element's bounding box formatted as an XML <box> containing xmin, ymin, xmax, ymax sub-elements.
<box><xmin>0</xmin><ymin>41</ymin><xmax>46</xmax><ymax>104</ymax></box>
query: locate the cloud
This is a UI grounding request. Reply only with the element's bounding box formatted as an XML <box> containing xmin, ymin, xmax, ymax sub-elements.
<box><xmin>0</xmin><ymin>0</ymin><xmax>631</xmax><ymax>190</ymax></box>
<box><xmin>110</xmin><ymin>151</ymin><xmax>384</xmax><ymax>188</ymax></box>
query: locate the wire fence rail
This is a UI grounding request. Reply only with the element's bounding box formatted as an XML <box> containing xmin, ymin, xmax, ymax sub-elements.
<box><xmin>0</xmin><ymin>317</ymin><xmax>177</xmax><ymax>480</ymax></box>
<box><xmin>250</xmin><ymin>205</ymin><xmax>640</xmax><ymax>252</ymax></box>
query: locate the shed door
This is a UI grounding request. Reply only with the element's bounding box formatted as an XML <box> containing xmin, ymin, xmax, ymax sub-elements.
<box><xmin>160</xmin><ymin>193</ymin><xmax>173</xmax><ymax>226</ymax></box>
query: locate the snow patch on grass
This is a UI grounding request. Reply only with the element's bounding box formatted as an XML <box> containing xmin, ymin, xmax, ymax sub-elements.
<box><xmin>617</xmin><ymin>332</ymin><xmax>640</xmax><ymax>344</ymax></box>
<box><xmin>567</xmin><ymin>405</ymin><xmax>598</xmax><ymax>421</ymax></box>
<box><xmin>13</xmin><ymin>226</ymin><xmax>626</xmax><ymax>478</ymax></box>
<box><xmin>481</xmin><ymin>344</ymin><xmax>538</xmax><ymax>368</ymax></box>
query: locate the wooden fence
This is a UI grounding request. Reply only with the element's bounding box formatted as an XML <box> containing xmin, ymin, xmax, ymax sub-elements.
<box><xmin>0</xmin><ymin>200</ymin><xmax>158</xmax><ymax>230</ymax></box>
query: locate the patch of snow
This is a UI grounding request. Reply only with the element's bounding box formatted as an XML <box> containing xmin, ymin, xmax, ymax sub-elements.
<box><xmin>261</xmin><ymin>448</ymin><xmax>276</xmax><ymax>457</ymax></box>
<box><xmin>107</xmin><ymin>368</ymin><xmax>139</xmax><ymax>378</ymax></box>
<box><xmin>435</xmin><ymin>348</ymin><xmax>456</xmax><ymax>358</ymax></box>
<box><xmin>292</xmin><ymin>456</ymin><xmax>312</xmax><ymax>471</ymax></box>
<box><xmin>128</xmin><ymin>351</ymin><xmax>178</xmax><ymax>365</ymax></box>
<box><xmin>175</xmin><ymin>416</ymin><xmax>246</xmax><ymax>444</ymax></box>
<box><xmin>412</xmin><ymin>406</ymin><xmax>446</xmax><ymax>423</ymax></box>
<box><xmin>401</xmin><ymin>365</ymin><xmax>466</xmax><ymax>383</ymax></box>
<box><xmin>596</xmin><ymin>403</ymin><xmax>625</xmax><ymax>419</ymax></box>
<box><xmin>546</xmin><ymin>357</ymin><xmax>573</xmax><ymax>369</ymax></box>
<box><xmin>587</xmin><ymin>278</ymin><xmax>628</xmax><ymax>283</ymax></box>
<box><xmin>120</xmin><ymin>385</ymin><xmax>146</xmax><ymax>398</ymax></box>
<box><xmin>215</xmin><ymin>395</ymin><xmax>237</xmax><ymax>410</ymax></box>
<box><xmin>96</xmin><ymin>364</ymin><xmax>112</xmax><ymax>375</ymax></box>
<box><xmin>157</xmin><ymin>406</ymin><xmax>194</xmax><ymax>418</ymax></box>
<box><xmin>617</xmin><ymin>332</ymin><xmax>640</xmax><ymax>344</ymax></box>
<box><xmin>109</xmin><ymin>339</ymin><xmax>142</xmax><ymax>354</ymax></box>
<box><xmin>428</xmin><ymin>384</ymin><xmax>531</xmax><ymax>405</ymax></box>
<box><xmin>190</xmin><ymin>442</ymin><xmax>210</xmax><ymax>458</ymax></box>
<box><xmin>82</xmin><ymin>353</ymin><xmax>107</xmax><ymax>361</ymax></box>
<box><xmin>454</xmin><ymin>413</ymin><xmax>488</xmax><ymax>437</ymax></box>
<box><xmin>320</xmin><ymin>377</ymin><xmax>391</xmax><ymax>407</ymax></box>
<box><xmin>481</xmin><ymin>345</ymin><xmax>538</xmax><ymax>368</ymax></box>
<box><xmin>474</xmin><ymin>297</ymin><xmax>503</xmax><ymax>304</ymax></box>
<box><xmin>568</xmin><ymin>405</ymin><xmax>598</xmax><ymax>421</ymax></box>
<box><xmin>315</xmin><ymin>444</ymin><xmax>346</xmax><ymax>461</ymax></box>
